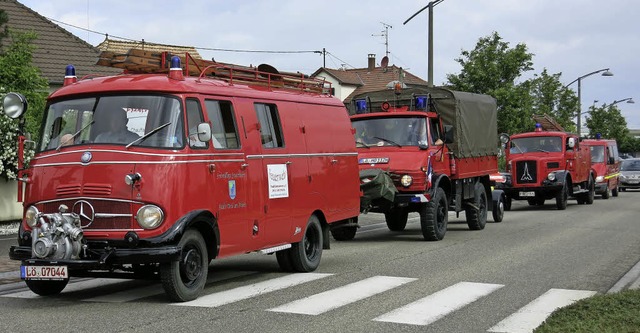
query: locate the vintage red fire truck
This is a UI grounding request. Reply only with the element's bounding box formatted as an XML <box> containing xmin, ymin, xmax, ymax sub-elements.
<box><xmin>330</xmin><ymin>86</ymin><xmax>504</xmax><ymax>241</ymax></box>
<box><xmin>582</xmin><ymin>136</ymin><xmax>620</xmax><ymax>199</ymax></box>
<box><xmin>5</xmin><ymin>49</ymin><xmax>360</xmax><ymax>301</ymax></box>
<box><xmin>498</xmin><ymin>124</ymin><xmax>595</xmax><ymax>210</ymax></box>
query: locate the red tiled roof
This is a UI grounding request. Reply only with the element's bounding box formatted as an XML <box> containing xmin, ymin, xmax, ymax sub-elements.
<box><xmin>1</xmin><ymin>0</ymin><xmax>121</xmax><ymax>85</ymax></box>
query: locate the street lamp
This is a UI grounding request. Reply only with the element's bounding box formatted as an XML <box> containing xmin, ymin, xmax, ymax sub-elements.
<box><xmin>404</xmin><ymin>0</ymin><xmax>446</xmax><ymax>87</ymax></box>
<box><xmin>566</xmin><ymin>68</ymin><xmax>614</xmax><ymax>137</ymax></box>
<box><xmin>606</xmin><ymin>97</ymin><xmax>635</xmax><ymax>107</ymax></box>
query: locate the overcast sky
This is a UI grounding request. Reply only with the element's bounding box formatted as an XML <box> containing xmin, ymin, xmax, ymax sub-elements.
<box><xmin>18</xmin><ymin>0</ymin><xmax>640</xmax><ymax>129</ymax></box>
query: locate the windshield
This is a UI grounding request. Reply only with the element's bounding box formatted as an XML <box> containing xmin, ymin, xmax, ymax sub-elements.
<box><xmin>352</xmin><ymin>117</ymin><xmax>427</xmax><ymax>147</ymax></box>
<box><xmin>589</xmin><ymin>146</ymin><xmax>605</xmax><ymax>163</ymax></box>
<box><xmin>621</xmin><ymin>160</ymin><xmax>640</xmax><ymax>171</ymax></box>
<box><xmin>509</xmin><ymin>136</ymin><xmax>562</xmax><ymax>154</ymax></box>
<box><xmin>39</xmin><ymin>95</ymin><xmax>184</xmax><ymax>151</ymax></box>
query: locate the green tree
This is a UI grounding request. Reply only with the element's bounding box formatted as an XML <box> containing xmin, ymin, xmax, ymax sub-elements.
<box><xmin>0</xmin><ymin>16</ymin><xmax>49</xmax><ymax>180</ymax></box>
<box><xmin>585</xmin><ymin>103</ymin><xmax>630</xmax><ymax>142</ymax></box>
<box><xmin>529</xmin><ymin>69</ymin><xmax>578</xmax><ymax>132</ymax></box>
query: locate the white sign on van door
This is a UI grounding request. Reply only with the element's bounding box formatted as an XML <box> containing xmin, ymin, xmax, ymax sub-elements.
<box><xmin>268</xmin><ymin>164</ymin><xmax>289</xmax><ymax>199</ymax></box>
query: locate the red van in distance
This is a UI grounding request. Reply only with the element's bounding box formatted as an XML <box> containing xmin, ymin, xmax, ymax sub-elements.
<box><xmin>6</xmin><ymin>50</ymin><xmax>360</xmax><ymax>301</ymax></box>
<box><xmin>582</xmin><ymin>137</ymin><xmax>621</xmax><ymax>198</ymax></box>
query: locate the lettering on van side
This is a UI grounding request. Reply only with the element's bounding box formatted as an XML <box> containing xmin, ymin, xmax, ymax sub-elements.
<box><xmin>216</xmin><ymin>172</ymin><xmax>247</xmax><ymax>179</ymax></box>
<box><xmin>218</xmin><ymin>202</ymin><xmax>247</xmax><ymax>210</ymax></box>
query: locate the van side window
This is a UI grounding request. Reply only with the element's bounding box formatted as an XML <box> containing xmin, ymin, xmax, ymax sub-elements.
<box><xmin>205</xmin><ymin>100</ymin><xmax>239</xmax><ymax>149</ymax></box>
<box><xmin>429</xmin><ymin>118</ymin><xmax>440</xmax><ymax>144</ymax></box>
<box><xmin>254</xmin><ymin>103</ymin><xmax>284</xmax><ymax>148</ymax></box>
<box><xmin>186</xmin><ymin>98</ymin><xmax>208</xmax><ymax>149</ymax></box>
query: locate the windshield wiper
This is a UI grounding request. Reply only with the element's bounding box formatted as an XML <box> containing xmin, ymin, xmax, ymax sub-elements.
<box><xmin>356</xmin><ymin>141</ymin><xmax>371</xmax><ymax>149</ymax></box>
<box><xmin>535</xmin><ymin>148</ymin><xmax>549</xmax><ymax>153</ymax></box>
<box><xmin>126</xmin><ymin>122</ymin><xmax>171</xmax><ymax>149</ymax></box>
<box><xmin>56</xmin><ymin>121</ymin><xmax>94</xmax><ymax>151</ymax></box>
<box><xmin>373</xmin><ymin>136</ymin><xmax>402</xmax><ymax>147</ymax></box>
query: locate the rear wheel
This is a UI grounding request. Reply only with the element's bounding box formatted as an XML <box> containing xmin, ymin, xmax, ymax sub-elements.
<box><xmin>466</xmin><ymin>182</ymin><xmax>488</xmax><ymax>230</ymax></box>
<box><xmin>492</xmin><ymin>193</ymin><xmax>504</xmax><ymax>223</ymax></box>
<box><xmin>420</xmin><ymin>187</ymin><xmax>448</xmax><ymax>241</ymax></box>
<box><xmin>161</xmin><ymin>229</ymin><xmax>209</xmax><ymax>302</ymax></box>
<box><xmin>384</xmin><ymin>208</ymin><xmax>408</xmax><ymax>231</ymax></box>
<box><xmin>585</xmin><ymin>176</ymin><xmax>595</xmax><ymax>204</ymax></box>
<box><xmin>25</xmin><ymin>279</ymin><xmax>69</xmax><ymax>296</ymax></box>
<box><xmin>602</xmin><ymin>182</ymin><xmax>610</xmax><ymax>199</ymax></box>
<box><xmin>612</xmin><ymin>185</ymin><xmax>619</xmax><ymax>197</ymax></box>
<box><xmin>289</xmin><ymin>215</ymin><xmax>323</xmax><ymax>272</ymax></box>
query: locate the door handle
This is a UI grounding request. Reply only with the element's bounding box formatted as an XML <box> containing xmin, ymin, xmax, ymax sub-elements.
<box><xmin>209</xmin><ymin>164</ymin><xmax>216</xmax><ymax>173</ymax></box>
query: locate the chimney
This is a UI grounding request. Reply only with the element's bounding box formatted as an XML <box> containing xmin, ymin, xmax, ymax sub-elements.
<box><xmin>367</xmin><ymin>54</ymin><xmax>376</xmax><ymax>71</ymax></box>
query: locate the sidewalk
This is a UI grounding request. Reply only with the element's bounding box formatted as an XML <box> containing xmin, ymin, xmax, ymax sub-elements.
<box><xmin>0</xmin><ymin>225</ymin><xmax>21</xmax><ymax>284</ymax></box>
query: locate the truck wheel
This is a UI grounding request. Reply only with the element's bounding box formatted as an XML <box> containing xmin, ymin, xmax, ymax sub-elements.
<box><xmin>161</xmin><ymin>229</ymin><xmax>209</xmax><ymax>302</ymax></box>
<box><xmin>612</xmin><ymin>185</ymin><xmax>619</xmax><ymax>197</ymax></box>
<box><xmin>492</xmin><ymin>193</ymin><xmax>504</xmax><ymax>223</ymax></box>
<box><xmin>602</xmin><ymin>183</ymin><xmax>610</xmax><ymax>199</ymax></box>
<box><xmin>289</xmin><ymin>215</ymin><xmax>323</xmax><ymax>272</ymax></box>
<box><xmin>330</xmin><ymin>226</ymin><xmax>357</xmax><ymax>241</ymax></box>
<box><xmin>25</xmin><ymin>279</ymin><xmax>69</xmax><ymax>296</ymax></box>
<box><xmin>466</xmin><ymin>182</ymin><xmax>487</xmax><ymax>230</ymax></box>
<box><xmin>585</xmin><ymin>176</ymin><xmax>595</xmax><ymax>204</ymax></box>
<box><xmin>420</xmin><ymin>187</ymin><xmax>448</xmax><ymax>241</ymax></box>
<box><xmin>504</xmin><ymin>196</ymin><xmax>512</xmax><ymax>211</ymax></box>
<box><xmin>384</xmin><ymin>208</ymin><xmax>408</xmax><ymax>231</ymax></box>
<box><xmin>556</xmin><ymin>183</ymin><xmax>568</xmax><ymax>210</ymax></box>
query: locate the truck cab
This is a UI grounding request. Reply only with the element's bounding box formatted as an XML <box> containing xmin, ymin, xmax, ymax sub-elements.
<box><xmin>582</xmin><ymin>137</ymin><xmax>620</xmax><ymax>199</ymax></box>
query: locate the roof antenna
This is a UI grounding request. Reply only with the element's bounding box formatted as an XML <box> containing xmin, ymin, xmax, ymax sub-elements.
<box><xmin>372</xmin><ymin>22</ymin><xmax>392</xmax><ymax>59</ymax></box>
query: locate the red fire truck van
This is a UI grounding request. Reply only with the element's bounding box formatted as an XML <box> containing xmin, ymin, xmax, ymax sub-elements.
<box><xmin>582</xmin><ymin>137</ymin><xmax>620</xmax><ymax>198</ymax></box>
<box><xmin>329</xmin><ymin>86</ymin><xmax>504</xmax><ymax>241</ymax></box>
<box><xmin>5</xmin><ymin>50</ymin><xmax>360</xmax><ymax>301</ymax></box>
<box><xmin>498</xmin><ymin>124</ymin><xmax>595</xmax><ymax>210</ymax></box>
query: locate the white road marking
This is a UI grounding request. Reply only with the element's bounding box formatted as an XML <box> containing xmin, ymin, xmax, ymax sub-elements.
<box><xmin>173</xmin><ymin>273</ymin><xmax>333</xmax><ymax>308</ymax></box>
<box><xmin>488</xmin><ymin>288</ymin><xmax>597</xmax><ymax>333</ymax></box>
<box><xmin>267</xmin><ymin>275</ymin><xmax>417</xmax><ymax>315</ymax></box>
<box><xmin>373</xmin><ymin>281</ymin><xmax>504</xmax><ymax>326</ymax></box>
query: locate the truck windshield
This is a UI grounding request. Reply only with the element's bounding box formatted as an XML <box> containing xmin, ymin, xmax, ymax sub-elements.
<box><xmin>39</xmin><ymin>95</ymin><xmax>184</xmax><ymax>151</ymax></box>
<box><xmin>509</xmin><ymin>136</ymin><xmax>562</xmax><ymax>154</ymax></box>
<box><xmin>352</xmin><ymin>117</ymin><xmax>427</xmax><ymax>147</ymax></box>
<box><xmin>589</xmin><ymin>146</ymin><xmax>605</xmax><ymax>163</ymax></box>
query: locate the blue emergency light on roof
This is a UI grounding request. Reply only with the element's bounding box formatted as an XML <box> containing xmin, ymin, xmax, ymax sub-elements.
<box><xmin>535</xmin><ymin>123</ymin><xmax>543</xmax><ymax>132</ymax></box>
<box><xmin>168</xmin><ymin>56</ymin><xmax>184</xmax><ymax>81</ymax></box>
<box><xmin>170</xmin><ymin>56</ymin><xmax>181</xmax><ymax>69</ymax></box>
<box><xmin>63</xmin><ymin>64</ymin><xmax>77</xmax><ymax>86</ymax></box>
<box><xmin>65</xmin><ymin>65</ymin><xmax>75</xmax><ymax>77</ymax></box>
<box><xmin>415</xmin><ymin>95</ymin><xmax>428</xmax><ymax>110</ymax></box>
<box><xmin>355</xmin><ymin>99</ymin><xmax>367</xmax><ymax>114</ymax></box>
<box><xmin>596</xmin><ymin>133</ymin><xmax>602</xmax><ymax>139</ymax></box>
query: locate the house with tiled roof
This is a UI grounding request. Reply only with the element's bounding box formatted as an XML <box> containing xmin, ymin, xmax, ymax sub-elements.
<box><xmin>96</xmin><ymin>38</ymin><xmax>202</xmax><ymax>60</ymax></box>
<box><xmin>0</xmin><ymin>0</ymin><xmax>121</xmax><ymax>91</ymax></box>
<box><xmin>311</xmin><ymin>54</ymin><xmax>429</xmax><ymax>107</ymax></box>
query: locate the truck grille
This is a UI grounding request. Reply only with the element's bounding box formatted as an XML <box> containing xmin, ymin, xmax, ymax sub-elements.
<box><xmin>515</xmin><ymin>160</ymin><xmax>537</xmax><ymax>184</ymax></box>
<box><xmin>42</xmin><ymin>199</ymin><xmax>133</xmax><ymax>230</ymax></box>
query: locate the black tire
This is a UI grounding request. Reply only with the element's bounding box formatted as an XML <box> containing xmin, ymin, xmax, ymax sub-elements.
<box><xmin>289</xmin><ymin>215</ymin><xmax>323</xmax><ymax>272</ymax></box>
<box><xmin>504</xmin><ymin>195</ymin><xmax>512</xmax><ymax>211</ymax></box>
<box><xmin>556</xmin><ymin>182</ymin><xmax>568</xmax><ymax>210</ymax></box>
<box><xmin>420</xmin><ymin>187</ymin><xmax>448</xmax><ymax>241</ymax></box>
<box><xmin>384</xmin><ymin>208</ymin><xmax>408</xmax><ymax>231</ymax></box>
<box><xmin>161</xmin><ymin>229</ymin><xmax>209</xmax><ymax>302</ymax></box>
<box><xmin>492</xmin><ymin>194</ymin><xmax>504</xmax><ymax>223</ymax></box>
<box><xmin>620</xmin><ymin>187</ymin><xmax>626</xmax><ymax>192</ymax></box>
<box><xmin>585</xmin><ymin>176</ymin><xmax>595</xmax><ymax>205</ymax></box>
<box><xmin>612</xmin><ymin>185</ymin><xmax>619</xmax><ymax>197</ymax></box>
<box><xmin>25</xmin><ymin>279</ymin><xmax>69</xmax><ymax>296</ymax></box>
<box><xmin>602</xmin><ymin>184</ymin><xmax>610</xmax><ymax>199</ymax></box>
<box><xmin>276</xmin><ymin>249</ymin><xmax>295</xmax><ymax>272</ymax></box>
<box><xmin>330</xmin><ymin>226</ymin><xmax>357</xmax><ymax>241</ymax></box>
<box><xmin>466</xmin><ymin>182</ymin><xmax>488</xmax><ymax>230</ymax></box>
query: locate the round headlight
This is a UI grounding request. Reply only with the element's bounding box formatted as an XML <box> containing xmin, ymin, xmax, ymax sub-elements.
<box><xmin>25</xmin><ymin>205</ymin><xmax>40</xmax><ymax>227</ymax></box>
<box><xmin>547</xmin><ymin>173</ymin><xmax>556</xmax><ymax>181</ymax></box>
<box><xmin>400</xmin><ymin>175</ymin><xmax>413</xmax><ymax>187</ymax></box>
<box><xmin>595</xmin><ymin>176</ymin><xmax>604</xmax><ymax>183</ymax></box>
<box><xmin>136</xmin><ymin>205</ymin><xmax>164</xmax><ymax>229</ymax></box>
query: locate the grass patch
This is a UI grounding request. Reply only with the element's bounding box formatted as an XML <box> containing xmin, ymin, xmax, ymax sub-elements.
<box><xmin>534</xmin><ymin>289</ymin><xmax>640</xmax><ymax>333</ymax></box>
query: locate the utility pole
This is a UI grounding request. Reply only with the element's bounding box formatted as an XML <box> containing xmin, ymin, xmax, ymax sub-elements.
<box><xmin>404</xmin><ymin>0</ymin><xmax>446</xmax><ymax>87</ymax></box>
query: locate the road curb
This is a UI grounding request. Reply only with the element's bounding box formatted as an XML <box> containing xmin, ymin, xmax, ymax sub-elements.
<box><xmin>607</xmin><ymin>259</ymin><xmax>640</xmax><ymax>293</ymax></box>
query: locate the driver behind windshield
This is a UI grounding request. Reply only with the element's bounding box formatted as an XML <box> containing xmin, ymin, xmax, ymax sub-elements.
<box><xmin>95</xmin><ymin>108</ymin><xmax>140</xmax><ymax>144</ymax></box>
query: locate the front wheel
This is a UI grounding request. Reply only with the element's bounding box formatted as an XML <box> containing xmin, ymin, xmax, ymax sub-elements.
<box><xmin>492</xmin><ymin>194</ymin><xmax>504</xmax><ymax>223</ymax></box>
<box><xmin>161</xmin><ymin>229</ymin><xmax>209</xmax><ymax>302</ymax></box>
<box><xmin>585</xmin><ymin>176</ymin><xmax>595</xmax><ymax>204</ymax></box>
<box><xmin>466</xmin><ymin>182</ymin><xmax>488</xmax><ymax>230</ymax></box>
<box><xmin>420</xmin><ymin>187</ymin><xmax>448</xmax><ymax>241</ymax></box>
<box><xmin>612</xmin><ymin>185</ymin><xmax>619</xmax><ymax>197</ymax></box>
<box><xmin>384</xmin><ymin>208</ymin><xmax>408</xmax><ymax>231</ymax></box>
<box><xmin>25</xmin><ymin>279</ymin><xmax>69</xmax><ymax>296</ymax></box>
<box><xmin>556</xmin><ymin>182</ymin><xmax>568</xmax><ymax>210</ymax></box>
<box><xmin>289</xmin><ymin>215</ymin><xmax>323</xmax><ymax>272</ymax></box>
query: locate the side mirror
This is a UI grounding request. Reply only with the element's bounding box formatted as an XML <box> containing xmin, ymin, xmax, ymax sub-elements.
<box><xmin>608</xmin><ymin>156</ymin><xmax>615</xmax><ymax>164</ymax></box>
<box><xmin>443</xmin><ymin>125</ymin><xmax>454</xmax><ymax>144</ymax></box>
<box><xmin>197</xmin><ymin>122</ymin><xmax>212</xmax><ymax>142</ymax></box>
<box><xmin>2</xmin><ymin>92</ymin><xmax>28</xmax><ymax>119</ymax></box>
<box><xmin>499</xmin><ymin>133</ymin><xmax>510</xmax><ymax>145</ymax></box>
<box><xmin>567</xmin><ymin>137</ymin><xmax>576</xmax><ymax>149</ymax></box>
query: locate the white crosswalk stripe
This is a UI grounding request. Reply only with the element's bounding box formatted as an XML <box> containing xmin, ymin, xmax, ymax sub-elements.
<box><xmin>487</xmin><ymin>288</ymin><xmax>597</xmax><ymax>333</ymax></box>
<box><xmin>267</xmin><ymin>276</ymin><xmax>417</xmax><ymax>315</ymax></box>
<box><xmin>373</xmin><ymin>281</ymin><xmax>505</xmax><ymax>326</ymax></box>
<box><xmin>173</xmin><ymin>272</ymin><xmax>333</xmax><ymax>308</ymax></box>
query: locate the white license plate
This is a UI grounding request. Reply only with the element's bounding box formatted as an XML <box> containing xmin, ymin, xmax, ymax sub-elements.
<box><xmin>21</xmin><ymin>265</ymin><xmax>68</xmax><ymax>280</ymax></box>
<box><xmin>519</xmin><ymin>191</ymin><xmax>535</xmax><ymax>197</ymax></box>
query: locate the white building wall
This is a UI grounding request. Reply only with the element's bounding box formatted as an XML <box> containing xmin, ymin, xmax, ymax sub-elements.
<box><xmin>0</xmin><ymin>180</ymin><xmax>22</xmax><ymax>222</ymax></box>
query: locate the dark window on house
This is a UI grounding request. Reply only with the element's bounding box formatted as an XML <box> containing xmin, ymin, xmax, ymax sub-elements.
<box><xmin>254</xmin><ymin>103</ymin><xmax>284</xmax><ymax>148</ymax></box>
<box><xmin>204</xmin><ymin>99</ymin><xmax>239</xmax><ymax>149</ymax></box>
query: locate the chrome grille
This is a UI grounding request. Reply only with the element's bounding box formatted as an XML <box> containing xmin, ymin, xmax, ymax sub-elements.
<box><xmin>42</xmin><ymin>199</ymin><xmax>133</xmax><ymax>230</ymax></box>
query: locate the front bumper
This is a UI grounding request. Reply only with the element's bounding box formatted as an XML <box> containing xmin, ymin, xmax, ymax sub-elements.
<box><xmin>620</xmin><ymin>180</ymin><xmax>640</xmax><ymax>189</ymax></box>
<box><xmin>498</xmin><ymin>179</ymin><xmax>564</xmax><ymax>200</ymax></box>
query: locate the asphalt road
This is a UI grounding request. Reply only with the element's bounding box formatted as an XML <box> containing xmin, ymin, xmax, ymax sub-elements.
<box><xmin>1</xmin><ymin>191</ymin><xmax>639</xmax><ymax>333</ymax></box>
